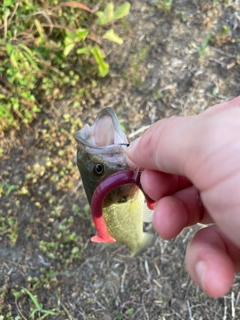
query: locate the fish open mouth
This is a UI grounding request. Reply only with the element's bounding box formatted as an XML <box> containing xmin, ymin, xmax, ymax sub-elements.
<box><xmin>75</xmin><ymin>107</ymin><xmax>131</xmax><ymax>206</ymax></box>
<box><xmin>75</xmin><ymin>108</ymin><xmax>128</xmax><ymax>152</ymax></box>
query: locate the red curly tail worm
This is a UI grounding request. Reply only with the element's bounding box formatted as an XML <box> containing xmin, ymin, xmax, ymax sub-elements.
<box><xmin>90</xmin><ymin>169</ymin><xmax>155</xmax><ymax>243</ymax></box>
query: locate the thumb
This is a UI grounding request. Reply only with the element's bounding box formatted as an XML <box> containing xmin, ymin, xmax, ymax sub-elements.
<box><xmin>126</xmin><ymin>100</ymin><xmax>240</xmax><ymax>186</ymax></box>
<box><xmin>126</xmin><ymin>115</ymin><xmax>200</xmax><ymax>177</ymax></box>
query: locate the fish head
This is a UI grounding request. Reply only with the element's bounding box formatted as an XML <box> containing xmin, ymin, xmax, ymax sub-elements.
<box><xmin>75</xmin><ymin>108</ymin><xmax>135</xmax><ymax>204</ymax></box>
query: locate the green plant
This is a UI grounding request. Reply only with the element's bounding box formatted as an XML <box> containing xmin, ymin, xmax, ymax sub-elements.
<box><xmin>39</xmin><ymin>212</ymin><xmax>83</xmax><ymax>261</ymax></box>
<box><xmin>152</xmin><ymin>89</ymin><xmax>163</xmax><ymax>101</ymax></box>
<box><xmin>0</xmin><ymin>181</ymin><xmax>16</xmax><ymax>196</ymax></box>
<box><xmin>0</xmin><ymin>214</ymin><xmax>18</xmax><ymax>246</ymax></box>
<box><xmin>64</xmin><ymin>2</ymin><xmax>130</xmax><ymax>76</ymax></box>
<box><xmin>152</xmin><ymin>0</ymin><xmax>173</xmax><ymax>11</ymax></box>
<box><xmin>192</xmin><ymin>33</ymin><xmax>212</xmax><ymax>57</ymax></box>
<box><xmin>12</xmin><ymin>288</ymin><xmax>57</xmax><ymax>319</ymax></box>
<box><xmin>180</xmin><ymin>11</ymin><xmax>187</xmax><ymax>22</ymax></box>
<box><xmin>0</xmin><ymin>1</ymin><xmax>131</xmax><ymax>131</ymax></box>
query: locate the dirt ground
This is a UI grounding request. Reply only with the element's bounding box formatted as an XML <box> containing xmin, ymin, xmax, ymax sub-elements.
<box><xmin>1</xmin><ymin>1</ymin><xmax>240</xmax><ymax>319</ymax></box>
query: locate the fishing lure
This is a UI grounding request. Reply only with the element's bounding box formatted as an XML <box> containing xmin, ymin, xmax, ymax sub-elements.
<box><xmin>90</xmin><ymin>169</ymin><xmax>155</xmax><ymax>243</ymax></box>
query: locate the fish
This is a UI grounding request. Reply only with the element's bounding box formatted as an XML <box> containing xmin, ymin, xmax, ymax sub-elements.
<box><xmin>75</xmin><ymin>108</ymin><xmax>154</xmax><ymax>255</ymax></box>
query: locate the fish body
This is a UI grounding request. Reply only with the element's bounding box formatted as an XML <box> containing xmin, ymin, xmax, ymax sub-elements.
<box><xmin>75</xmin><ymin>108</ymin><xmax>153</xmax><ymax>255</ymax></box>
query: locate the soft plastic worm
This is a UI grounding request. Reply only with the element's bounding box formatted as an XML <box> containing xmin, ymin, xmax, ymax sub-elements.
<box><xmin>90</xmin><ymin>170</ymin><xmax>155</xmax><ymax>243</ymax></box>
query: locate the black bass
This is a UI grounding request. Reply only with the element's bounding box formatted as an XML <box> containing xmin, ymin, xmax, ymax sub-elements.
<box><xmin>75</xmin><ymin>108</ymin><xmax>154</xmax><ymax>255</ymax></box>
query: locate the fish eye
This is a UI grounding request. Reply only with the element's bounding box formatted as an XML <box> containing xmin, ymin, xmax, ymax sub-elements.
<box><xmin>93</xmin><ymin>163</ymin><xmax>105</xmax><ymax>176</ymax></box>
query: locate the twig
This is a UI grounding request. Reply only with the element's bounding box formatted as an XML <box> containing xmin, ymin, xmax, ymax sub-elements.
<box><xmin>144</xmin><ymin>259</ymin><xmax>151</xmax><ymax>281</ymax></box>
<box><xmin>120</xmin><ymin>264</ymin><xmax>128</xmax><ymax>293</ymax></box>
<box><xmin>232</xmin><ymin>291</ymin><xmax>235</xmax><ymax>319</ymax></box>
<box><xmin>61</xmin><ymin>302</ymin><xmax>73</xmax><ymax>320</ymax></box>
<box><xmin>73</xmin><ymin>180</ymin><xmax>82</xmax><ymax>193</ymax></box>
<box><xmin>142</xmin><ymin>289</ymin><xmax>152</xmax><ymax>320</ymax></box>
<box><xmin>128</xmin><ymin>125</ymin><xmax>150</xmax><ymax>139</ymax></box>
<box><xmin>186</xmin><ymin>300</ymin><xmax>193</xmax><ymax>320</ymax></box>
<box><xmin>152</xmin><ymin>279</ymin><xmax>162</xmax><ymax>289</ymax></box>
<box><xmin>52</xmin><ymin>2</ymin><xmax>97</xmax><ymax>13</ymax></box>
<box><xmin>34</xmin><ymin>11</ymin><xmax>54</xmax><ymax>35</ymax></box>
<box><xmin>210</xmin><ymin>46</ymin><xmax>237</xmax><ymax>59</ymax></box>
<box><xmin>223</xmin><ymin>296</ymin><xmax>227</xmax><ymax>320</ymax></box>
<box><xmin>4</xmin><ymin>8</ymin><xmax>10</xmax><ymax>40</ymax></box>
<box><xmin>15</xmin><ymin>297</ymin><xmax>28</xmax><ymax>320</ymax></box>
<box><xmin>41</xmin><ymin>23</ymin><xmax>76</xmax><ymax>33</ymax></box>
<box><xmin>8</xmin><ymin>1</ymin><xmax>20</xmax><ymax>25</ymax></box>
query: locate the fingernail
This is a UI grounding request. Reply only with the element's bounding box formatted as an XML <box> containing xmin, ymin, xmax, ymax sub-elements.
<box><xmin>195</xmin><ymin>260</ymin><xmax>206</xmax><ymax>290</ymax></box>
<box><xmin>126</xmin><ymin>137</ymin><xmax>141</xmax><ymax>168</ymax></box>
<box><xmin>128</xmin><ymin>137</ymin><xmax>141</xmax><ymax>151</ymax></box>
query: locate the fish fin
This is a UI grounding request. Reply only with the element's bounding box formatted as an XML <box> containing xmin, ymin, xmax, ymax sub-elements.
<box><xmin>131</xmin><ymin>233</ymin><xmax>155</xmax><ymax>256</ymax></box>
<box><xmin>143</xmin><ymin>205</ymin><xmax>154</xmax><ymax>223</ymax></box>
<box><xmin>91</xmin><ymin>235</ymin><xmax>116</xmax><ymax>243</ymax></box>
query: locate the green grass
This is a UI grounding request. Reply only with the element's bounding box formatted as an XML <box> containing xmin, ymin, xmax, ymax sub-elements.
<box><xmin>12</xmin><ymin>287</ymin><xmax>57</xmax><ymax>319</ymax></box>
<box><xmin>192</xmin><ymin>33</ymin><xmax>212</xmax><ymax>57</ymax></box>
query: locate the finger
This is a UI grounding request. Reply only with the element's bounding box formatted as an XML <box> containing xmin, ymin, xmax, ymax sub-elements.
<box><xmin>126</xmin><ymin>97</ymin><xmax>240</xmax><ymax>190</ymax></box>
<box><xmin>153</xmin><ymin>186</ymin><xmax>212</xmax><ymax>239</ymax></box>
<box><xmin>140</xmin><ymin>169</ymin><xmax>191</xmax><ymax>200</ymax></box>
<box><xmin>127</xmin><ymin>97</ymin><xmax>240</xmax><ymax>248</ymax></box>
<box><xmin>185</xmin><ymin>225</ymin><xmax>240</xmax><ymax>297</ymax></box>
<box><xmin>201</xmin><ymin>169</ymin><xmax>240</xmax><ymax>248</ymax></box>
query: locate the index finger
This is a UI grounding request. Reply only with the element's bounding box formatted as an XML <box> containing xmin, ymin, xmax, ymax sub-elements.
<box><xmin>126</xmin><ymin>97</ymin><xmax>240</xmax><ymax>190</ymax></box>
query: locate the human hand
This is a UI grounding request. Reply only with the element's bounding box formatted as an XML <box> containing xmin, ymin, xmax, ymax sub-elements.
<box><xmin>126</xmin><ymin>96</ymin><xmax>240</xmax><ymax>298</ymax></box>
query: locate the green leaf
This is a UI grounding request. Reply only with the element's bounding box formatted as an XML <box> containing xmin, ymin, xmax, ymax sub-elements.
<box><xmin>64</xmin><ymin>43</ymin><xmax>75</xmax><ymax>56</ymax></box>
<box><xmin>96</xmin><ymin>3</ymin><xmax>114</xmax><ymax>25</ymax></box>
<box><xmin>113</xmin><ymin>2</ymin><xmax>131</xmax><ymax>20</ymax></box>
<box><xmin>6</xmin><ymin>43</ymin><xmax>14</xmax><ymax>55</ymax></box>
<box><xmin>3</xmin><ymin>0</ymin><xmax>15</xmax><ymax>6</ymax></box>
<box><xmin>126</xmin><ymin>308</ymin><xmax>134</xmax><ymax>315</ymax></box>
<box><xmin>102</xmin><ymin>29</ymin><xmax>124</xmax><ymax>44</ymax></box>
<box><xmin>64</xmin><ymin>29</ymin><xmax>88</xmax><ymax>56</ymax></box>
<box><xmin>71</xmin><ymin>246</ymin><xmax>79</xmax><ymax>254</ymax></box>
<box><xmin>0</xmin><ymin>104</ymin><xmax>11</xmax><ymax>117</ymax></box>
<box><xmin>5</xmin><ymin>184</ymin><xmax>16</xmax><ymax>196</ymax></box>
<box><xmin>22</xmin><ymin>288</ymin><xmax>42</xmax><ymax>310</ymax></box>
<box><xmin>18</xmin><ymin>43</ymin><xmax>34</xmax><ymax>57</ymax></box>
<box><xmin>30</xmin><ymin>309</ymin><xmax>40</xmax><ymax>318</ymax></box>
<box><xmin>11</xmin><ymin>289</ymin><xmax>22</xmax><ymax>299</ymax></box>
<box><xmin>76</xmin><ymin>28</ymin><xmax>88</xmax><ymax>41</ymax></box>
<box><xmin>96</xmin><ymin>2</ymin><xmax>130</xmax><ymax>25</ymax></box>
<box><xmin>10</xmin><ymin>51</ymin><xmax>18</xmax><ymax>68</ymax></box>
<box><xmin>34</xmin><ymin>19</ymin><xmax>45</xmax><ymax>44</ymax></box>
<box><xmin>65</xmin><ymin>28</ymin><xmax>88</xmax><ymax>43</ymax></box>
<box><xmin>90</xmin><ymin>46</ymin><xmax>109</xmax><ymax>77</ymax></box>
<box><xmin>76</xmin><ymin>47</ymin><xmax>90</xmax><ymax>55</ymax></box>
<box><xmin>21</xmin><ymin>51</ymin><xmax>39</xmax><ymax>71</ymax></box>
<box><xmin>65</xmin><ymin>30</ymin><xmax>77</xmax><ymax>40</ymax></box>
<box><xmin>32</xmin><ymin>105</ymin><xmax>41</xmax><ymax>112</ymax></box>
<box><xmin>12</xmin><ymin>102</ymin><xmax>19</xmax><ymax>111</ymax></box>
